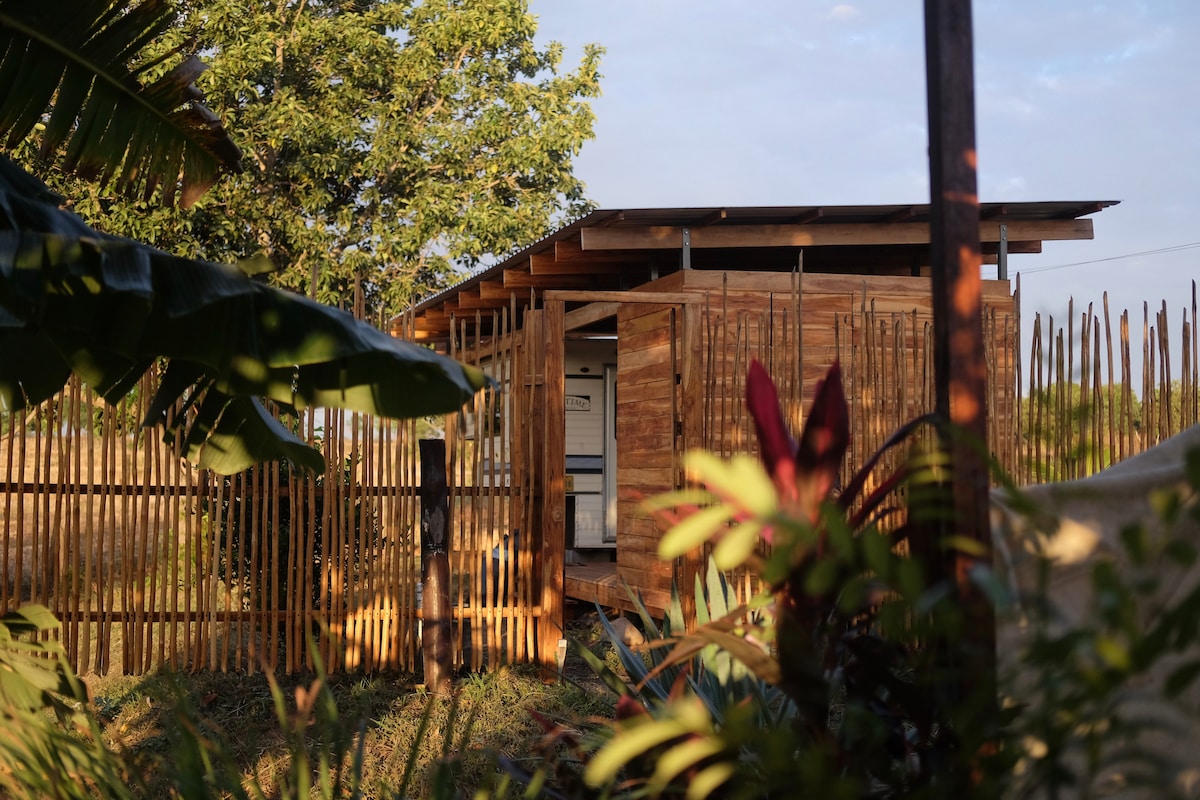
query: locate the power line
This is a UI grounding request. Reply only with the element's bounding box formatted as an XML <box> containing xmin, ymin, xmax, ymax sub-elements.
<box><xmin>1019</xmin><ymin>241</ymin><xmax>1200</xmax><ymax>274</ymax></box>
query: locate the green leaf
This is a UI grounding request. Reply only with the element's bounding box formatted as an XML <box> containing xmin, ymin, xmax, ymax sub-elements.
<box><xmin>692</xmin><ymin>627</ymin><xmax>781</xmax><ymax>686</ymax></box>
<box><xmin>193</xmin><ymin>395</ymin><xmax>325</xmax><ymax>474</ymax></box>
<box><xmin>684</xmin><ymin>451</ymin><xmax>776</xmax><ymax>517</ymax></box>
<box><xmin>0</xmin><ymin>2</ymin><xmax>241</xmax><ymax>206</ymax></box>
<box><xmin>0</xmin><ymin>164</ymin><xmax>490</xmax><ymax>473</ymax></box>
<box><xmin>2</xmin><ymin>604</ymin><xmax>61</xmax><ymax>634</ymax></box>
<box><xmin>1094</xmin><ymin>635</ymin><xmax>1131</xmax><ymax>672</ymax></box>
<box><xmin>686</xmin><ymin>761</ymin><xmax>737</xmax><ymax>800</ymax></box>
<box><xmin>705</xmin><ymin>559</ymin><xmax>731</xmax><ymax>621</ymax></box>
<box><xmin>0</xmin><ymin>325</ymin><xmax>71</xmax><ymax>410</ymax></box>
<box><xmin>711</xmin><ymin>521</ymin><xmax>762</xmax><ymax>571</ymax></box>
<box><xmin>651</xmin><ymin>736</ymin><xmax>727</xmax><ymax>792</ymax></box>
<box><xmin>584</xmin><ymin>717</ymin><xmax>688</xmax><ymax>787</ymax></box>
<box><xmin>568</xmin><ymin>635</ymin><xmax>632</xmax><ymax>700</ymax></box>
<box><xmin>659</xmin><ymin>504</ymin><xmax>734</xmax><ymax>560</ymax></box>
<box><xmin>642</xmin><ymin>488</ymin><xmax>715</xmax><ymax>512</ymax></box>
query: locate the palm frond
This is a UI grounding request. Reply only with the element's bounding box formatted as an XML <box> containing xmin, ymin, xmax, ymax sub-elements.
<box><xmin>0</xmin><ymin>0</ymin><xmax>241</xmax><ymax>207</ymax></box>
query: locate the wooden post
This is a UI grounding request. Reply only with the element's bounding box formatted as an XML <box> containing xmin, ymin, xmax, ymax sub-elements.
<box><xmin>677</xmin><ymin>303</ymin><xmax>704</xmax><ymax>625</ymax></box>
<box><xmin>419</xmin><ymin>438</ymin><xmax>452</xmax><ymax>693</ymax></box>
<box><xmin>539</xmin><ymin>300</ymin><xmax>567</xmax><ymax>678</ymax></box>
<box><xmin>924</xmin><ymin>0</ymin><xmax>997</xmax><ymax>780</ymax></box>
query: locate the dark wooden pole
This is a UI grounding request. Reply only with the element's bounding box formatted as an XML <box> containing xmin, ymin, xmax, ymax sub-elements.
<box><xmin>924</xmin><ymin>0</ymin><xmax>997</xmax><ymax>737</ymax></box>
<box><xmin>420</xmin><ymin>438</ymin><xmax>452</xmax><ymax>693</ymax></box>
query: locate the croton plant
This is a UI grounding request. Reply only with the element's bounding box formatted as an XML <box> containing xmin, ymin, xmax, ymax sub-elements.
<box><xmin>578</xmin><ymin>359</ymin><xmax>981</xmax><ymax>798</ymax></box>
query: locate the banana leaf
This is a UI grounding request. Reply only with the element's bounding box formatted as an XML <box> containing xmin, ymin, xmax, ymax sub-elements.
<box><xmin>0</xmin><ymin>155</ymin><xmax>489</xmax><ymax>473</ymax></box>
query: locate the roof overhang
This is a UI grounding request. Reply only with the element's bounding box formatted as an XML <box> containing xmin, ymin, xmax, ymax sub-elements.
<box><xmin>396</xmin><ymin>201</ymin><xmax>1118</xmax><ymax>342</ymax></box>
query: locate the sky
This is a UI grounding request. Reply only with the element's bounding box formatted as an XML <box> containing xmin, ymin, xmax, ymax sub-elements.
<box><xmin>532</xmin><ymin>1</ymin><xmax>1200</xmax><ymax>382</ymax></box>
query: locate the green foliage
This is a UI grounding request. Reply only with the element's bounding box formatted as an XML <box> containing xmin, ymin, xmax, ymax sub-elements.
<box><xmin>0</xmin><ymin>0</ymin><xmax>242</xmax><ymax>207</ymax></box>
<box><xmin>578</xmin><ymin>563</ymin><xmax>801</xmax><ymax>799</ymax></box>
<box><xmin>0</xmin><ymin>616</ymin><xmax>501</xmax><ymax>799</ymax></box>
<box><xmin>12</xmin><ymin>0</ymin><xmax>604</xmax><ymax>317</ymax></box>
<box><xmin>1020</xmin><ymin>383</ymin><xmax>1140</xmax><ymax>478</ymax></box>
<box><xmin>2</xmin><ymin>1</ymin><xmax>498</xmax><ymax>474</ymax></box>
<box><xmin>0</xmin><ymin>605</ymin><xmax>136</xmax><ymax>800</ymax></box>
<box><xmin>0</xmin><ymin>156</ymin><xmax>490</xmax><ymax>472</ymax></box>
<box><xmin>1019</xmin><ymin>379</ymin><xmax>1197</xmax><ymax>480</ymax></box>
<box><xmin>997</xmin><ymin>483</ymin><xmax>1200</xmax><ymax>797</ymax></box>
<box><xmin>533</xmin><ymin>361</ymin><xmax>1200</xmax><ymax>798</ymax></box>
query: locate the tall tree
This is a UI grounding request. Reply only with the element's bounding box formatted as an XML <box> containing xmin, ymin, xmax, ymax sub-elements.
<box><xmin>16</xmin><ymin>0</ymin><xmax>604</xmax><ymax>317</ymax></box>
<box><xmin>0</xmin><ymin>0</ymin><xmax>489</xmax><ymax>474</ymax></box>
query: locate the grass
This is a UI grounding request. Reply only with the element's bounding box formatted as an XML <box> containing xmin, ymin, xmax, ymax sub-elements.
<box><xmin>83</xmin><ymin>617</ymin><xmax>621</xmax><ymax>798</ymax></box>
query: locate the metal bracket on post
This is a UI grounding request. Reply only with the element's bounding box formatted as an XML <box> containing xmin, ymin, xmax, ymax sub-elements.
<box><xmin>681</xmin><ymin>227</ymin><xmax>692</xmax><ymax>270</ymax></box>
<box><xmin>998</xmin><ymin>223</ymin><xmax>1008</xmax><ymax>281</ymax></box>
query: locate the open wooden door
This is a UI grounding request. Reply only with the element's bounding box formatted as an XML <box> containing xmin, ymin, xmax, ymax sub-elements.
<box><xmin>615</xmin><ymin>300</ymin><xmax>703</xmax><ymax>618</ymax></box>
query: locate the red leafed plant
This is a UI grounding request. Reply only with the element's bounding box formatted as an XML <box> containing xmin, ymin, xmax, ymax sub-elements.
<box><xmin>588</xmin><ymin>358</ymin><xmax>968</xmax><ymax>796</ymax></box>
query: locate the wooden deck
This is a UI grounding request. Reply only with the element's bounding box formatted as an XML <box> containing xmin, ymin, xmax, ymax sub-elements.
<box><xmin>565</xmin><ymin>562</ymin><xmax>670</xmax><ymax>617</ymax></box>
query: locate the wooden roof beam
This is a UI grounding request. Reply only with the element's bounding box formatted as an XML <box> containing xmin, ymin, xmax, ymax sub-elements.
<box><xmin>882</xmin><ymin>205</ymin><xmax>917</xmax><ymax>222</ymax></box>
<box><xmin>530</xmin><ymin>250</ymin><xmax>631</xmax><ymax>275</ymax></box>
<box><xmin>502</xmin><ymin>268</ymin><xmax>600</xmax><ymax>289</ymax></box>
<box><xmin>553</xmin><ymin>236</ymin><xmax>654</xmax><ymax>264</ymax></box>
<box><xmin>417</xmin><ymin>307</ymin><xmax>454</xmax><ymax>323</ymax></box>
<box><xmin>478</xmin><ymin>280</ymin><xmax>531</xmax><ymax>302</ymax></box>
<box><xmin>544</xmin><ymin>290</ymin><xmax>703</xmax><ymax>305</ymax></box>
<box><xmin>403</xmin><ymin>315</ymin><xmax>451</xmax><ymax>338</ymax></box>
<box><xmin>578</xmin><ymin>219</ymin><xmax>1093</xmax><ymax>250</ymax></box>
<box><xmin>698</xmin><ymin>208</ymin><xmax>728</xmax><ymax>226</ymax></box>
<box><xmin>436</xmin><ymin>302</ymin><xmax>461</xmax><ymax>322</ymax></box>
<box><xmin>453</xmin><ymin>288</ymin><xmax>497</xmax><ymax>310</ymax></box>
<box><xmin>792</xmin><ymin>207</ymin><xmax>824</xmax><ymax>224</ymax></box>
<box><xmin>564</xmin><ymin>301</ymin><xmax>621</xmax><ymax>332</ymax></box>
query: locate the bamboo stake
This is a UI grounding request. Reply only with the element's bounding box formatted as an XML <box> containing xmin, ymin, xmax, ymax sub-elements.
<box><xmin>147</xmin><ymin>379</ymin><xmax>164</xmax><ymax>671</ymax></box>
<box><xmin>1143</xmin><ymin>303</ymin><xmax>1152</xmax><ymax>451</ymax></box>
<box><xmin>1193</xmin><ymin>282</ymin><xmax>1198</xmax><ymax>425</ymax></box>
<box><xmin>1084</xmin><ymin>304</ymin><xmax>1094</xmax><ymax>474</ymax></box>
<box><xmin>64</xmin><ymin>382</ymin><xmax>81</xmax><ymax>663</ymax></box>
<box><xmin>1088</xmin><ymin>317</ymin><xmax>1098</xmax><ymax>473</ymax></box>
<box><xmin>245</xmin><ymin>464</ymin><xmax>260</xmax><ymax>673</ymax></box>
<box><xmin>1030</xmin><ymin>314</ymin><xmax>1042</xmax><ymax>483</ymax></box>
<box><xmin>1160</xmin><ymin>301</ymin><xmax>1172</xmax><ymax>438</ymax></box>
<box><xmin>1103</xmin><ymin>294</ymin><xmax>1116</xmax><ymax>468</ymax></box>
<box><xmin>3</xmin><ymin>406</ymin><xmax>15</xmax><ymax>615</ymax></box>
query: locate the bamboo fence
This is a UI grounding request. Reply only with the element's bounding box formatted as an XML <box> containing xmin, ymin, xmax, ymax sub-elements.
<box><xmin>0</xmin><ymin>309</ymin><xmax>527</xmax><ymax>676</ymax></box>
<box><xmin>1017</xmin><ymin>281</ymin><xmax>1200</xmax><ymax>484</ymax></box>
<box><xmin>2</xmin><ymin>281</ymin><xmax>1198</xmax><ymax>677</ymax></box>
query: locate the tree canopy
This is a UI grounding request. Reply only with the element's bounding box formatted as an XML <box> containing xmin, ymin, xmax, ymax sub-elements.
<box><xmin>14</xmin><ymin>0</ymin><xmax>604</xmax><ymax>317</ymax></box>
<box><xmin>0</xmin><ymin>0</ymin><xmax>491</xmax><ymax>474</ymax></box>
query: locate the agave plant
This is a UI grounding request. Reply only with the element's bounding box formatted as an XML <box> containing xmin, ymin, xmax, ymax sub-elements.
<box><xmin>493</xmin><ymin>559</ymin><xmax>795</xmax><ymax>800</ymax></box>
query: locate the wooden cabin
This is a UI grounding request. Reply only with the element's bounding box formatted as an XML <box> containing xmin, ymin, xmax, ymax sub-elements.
<box><xmin>393</xmin><ymin>202</ymin><xmax>1115</xmax><ymax>667</ymax></box>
